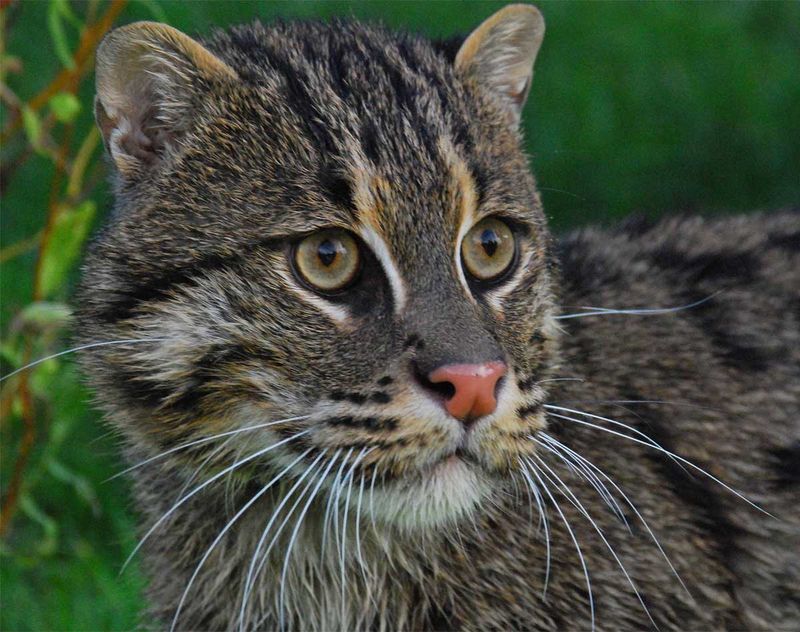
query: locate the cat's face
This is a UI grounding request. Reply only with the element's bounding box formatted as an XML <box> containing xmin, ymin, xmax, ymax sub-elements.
<box><xmin>79</xmin><ymin>6</ymin><xmax>555</xmax><ymax>529</ymax></box>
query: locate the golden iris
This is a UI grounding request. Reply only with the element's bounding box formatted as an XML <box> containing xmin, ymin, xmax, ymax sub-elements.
<box><xmin>294</xmin><ymin>230</ymin><xmax>360</xmax><ymax>292</ymax></box>
<box><xmin>461</xmin><ymin>217</ymin><xmax>516</xmax><ymax>281</ymax></box>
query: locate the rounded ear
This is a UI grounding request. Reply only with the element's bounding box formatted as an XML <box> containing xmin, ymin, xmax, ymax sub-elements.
<box><xmin>455</xmin><ymin>4</ymin><xmax>545</xmax><ymax>127</ymax></box>
<box><xmin>94</xmin><ymin>21</ymin><xmax>238</xmax><ymax>178</ymax></box>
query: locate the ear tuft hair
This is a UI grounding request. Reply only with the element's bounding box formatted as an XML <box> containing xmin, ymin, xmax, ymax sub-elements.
<box><xmin>455</xmin><ymin>4</ymin><xmax>545</xmax><ymax>126</ymax></box>
<box><xmin>94</xmin><ymin>21</ymin><xmax>238</xmax><ymax>178</ymax></box>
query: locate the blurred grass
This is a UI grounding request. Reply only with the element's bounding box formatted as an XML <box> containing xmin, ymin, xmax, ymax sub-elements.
<box><xmin>1</xmin><ymin>1</ymin><xmax>798</xmax><ymax>630</ymax></box>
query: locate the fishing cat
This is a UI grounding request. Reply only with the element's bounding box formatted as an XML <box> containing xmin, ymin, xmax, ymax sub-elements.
<box><xmin>77</xmin><ymin>4</ymin><xmax>800</xmax><ymax>630</ymax></box>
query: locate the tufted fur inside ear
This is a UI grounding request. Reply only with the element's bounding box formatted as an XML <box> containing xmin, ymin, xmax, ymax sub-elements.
<box><xmin>94</xmin><ymin>21</ymin><xmax>238</xmax><ymax>177</ymax></box>
<box><xmin>455</xmin><ymin>4</ymin><xmax>545</xmax><ymax>126</ymax></box>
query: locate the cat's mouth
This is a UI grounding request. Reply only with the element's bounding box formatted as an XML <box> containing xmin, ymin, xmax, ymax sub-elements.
<box><xmin>435</xmin><ymin>446</ymin><xmax>476</xmax><ymax>469</ymax></box>
<box><xmin>424</xmin><ymin>445</ymin><xmax>485</xmax><ymax>478</ymax></box>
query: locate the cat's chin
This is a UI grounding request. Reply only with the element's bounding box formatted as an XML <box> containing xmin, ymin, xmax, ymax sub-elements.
<box><xmin>369</xmin><ymin>456</ymin><xmax>494</xmax><ymax>532</ymax></box>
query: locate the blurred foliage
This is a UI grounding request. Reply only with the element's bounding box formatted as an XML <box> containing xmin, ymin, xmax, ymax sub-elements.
<box><xmin>0</xmin><ymin>1</ymin><xmax>798</xmax><ymax>629</ymax></box>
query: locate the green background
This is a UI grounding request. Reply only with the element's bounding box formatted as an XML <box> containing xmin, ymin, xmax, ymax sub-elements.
<box><xmin>1</xmin><ymin>1</ymin><xmax>798</xmax><ymax>629</ymax></box>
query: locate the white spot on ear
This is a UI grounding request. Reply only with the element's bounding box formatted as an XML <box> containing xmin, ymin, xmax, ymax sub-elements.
<box><xmin>275</xmin><ymin>266</ymin><xmax>352</xmax><ymax>327</ymax></box>
<box><xmin>358</xmin><ymin>224</ymin><xmax>407</xmax><ymax>313</ymax></box>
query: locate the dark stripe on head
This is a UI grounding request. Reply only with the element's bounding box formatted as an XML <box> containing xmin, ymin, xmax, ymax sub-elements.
<box><xmin>113</xmin><ymin>365</ymin><xmax>201</xmax><ymax>414</ymax></box>
<box><xmin>319</xmin><ymin>168</ymin><xmax>354</xmax><ymax>209</ymax></box>
<box><xmin>100</xmin><ymin>252</ymin><xmax>236</xmax><ymax>323</ymax></box>
<box><xmin>370</xmin><ymin>391</ymin><xmax>392</xmax><ymax>404</ymax></box>
<box><xmin>113</xmin><ymin>342</ymin><xmax>273</xmax><ymax>414</ymax></box>
<box><xmin>330</xmin><ymin>390</ymin><xmax>367</xmax><ymax>405</ymax></box>
<box><xmin>429</xmin><ymin>35</ymin><xmax>464</xmax><ymax>64</ymax></box>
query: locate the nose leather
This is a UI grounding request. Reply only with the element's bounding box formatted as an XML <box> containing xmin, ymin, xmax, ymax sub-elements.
<box><xmin>428</xmin><ymin>361</ymin><xmax>506</xmax><ymax>421</ymax></box>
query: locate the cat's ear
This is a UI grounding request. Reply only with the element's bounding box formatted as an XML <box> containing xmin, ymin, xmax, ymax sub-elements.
<box><xmin>455</xmin><ymin>4</ymin><xmax>544</xmax><ymax>126</ymax></box>
<box><xmin>94</xmin><ymin>21</ymin><xmax>238</xmax><ymax>177</ymax></box>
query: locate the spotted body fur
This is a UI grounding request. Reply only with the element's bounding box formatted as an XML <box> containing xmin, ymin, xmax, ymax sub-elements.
<box><xmin>76</xmin><ymin>5</ymin><xmax>799</xmax><ymax>630</ymax></box>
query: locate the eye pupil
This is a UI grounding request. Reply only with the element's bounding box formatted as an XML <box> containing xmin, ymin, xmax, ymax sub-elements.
<box><xmin>294</xmin><ymin>229</ymin><xmax>360</xmax><ymax>293</ymax></box>
<box><xmin>317</xmin><ymin>240</ymin><xmax>337</xmax><ymax>267</ymax></box>
<box><xmin>461</xmin><ymin>217</ymin><xmax>516</xmax><ymax>282</ymax></box>
<box><xmin>480</xmin><ymin>229</ymin><xmax>499</xmax><ymax>257</ymax></box>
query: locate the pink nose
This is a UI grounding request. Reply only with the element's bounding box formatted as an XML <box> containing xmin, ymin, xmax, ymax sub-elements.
<box><xmin>428</xmin><ymin>361</ymin><xmax>507</xmax><ymax>421</ymax></box>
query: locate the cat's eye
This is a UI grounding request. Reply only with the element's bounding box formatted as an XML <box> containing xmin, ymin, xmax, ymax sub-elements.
<box><xmin>461</xmin><ymin>217</ymin><xmax>516</xmax><ymax>282</ymax></box>
<box><xmin>294</xmin><ymin>229</ymin><xmax>361</xmax><ymax>292</ymax></box>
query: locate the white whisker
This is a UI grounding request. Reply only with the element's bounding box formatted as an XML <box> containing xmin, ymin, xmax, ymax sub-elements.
<box><xmin>545</xmin><ymin>405</ymin><xmax>685</xmax><ymax>472</ymax></box>
<box><xmin>238</xmin><ymin>450</ymin><xmax>326</xmax><ymax>632</ymax></box>
<box><xmin>555</xmin><ymin>293</ymin><xmax>718</xmax><ymax>320</ymax></box>
<box><xmin>0</xmin><ymin>337</ymin><xmax>171</xmax><ymax>383</ymax></box>
<box><xmin>523</xmin><ymin>457</ymin><xmax>594</xmax><ymax>630</ymax></box>
<box><xmin>546</xmin><ymin>411</ymin><xmax>773</xmax><ymax>517</ymax></box>
<box><xmin>517</xmin><ymin>460</ymin><xmax>551</xmax><ymax>596</ymax></box>
<box><xmin>278</xmin><ymin>451</ymin><xmax>340</xmax><ymax>630</ymax></box>
<box><xmin>122</xmin><ymin>430</ymin><xmax>310</xmax><ymax>574</ymax></box>
<box><xmin>176</xmin><ymin>434</ymin><xmax>235</xmax><ymax>500</ymax></box>
<box><xmin>536</xmin><ymin>436</ymin><xmax>629</xmax><ymax>530</ymax></box>
<box><xmin>106</xmin><ymin>416</ymin><xmax>310</xmax><ymax>482</ymax></box>
<box><xmin>368</xmin><ymin>463</ymin><xmax>379</xmax><ymax>538</ymax></box>
<box><xmin>541</xmin><ymin>432</ymin><xmax>690</xmax><ymax>598</ymax></box>
<box><xmin>533</xmin><ymin>454</ymin><xmax>658</xmax><ymax>629</ymax></box>
<box><xmin>355</xmin><ymin>471</ymin><xmax>374</xmax><ymax>609</ymax></box>
<box><xmin>339</xmin><ymin>448</ymin><xmax>371</xmax><ymax>625</ymax></box>
<box><xmin>321</xmin><ymin>447</ymin><xmax>352</xmax><ymax>560</ymax></box>
<box><xmin>172</xmin><ymin>447</ymin><xmax>316</xmax><ymax>632</ymax></box>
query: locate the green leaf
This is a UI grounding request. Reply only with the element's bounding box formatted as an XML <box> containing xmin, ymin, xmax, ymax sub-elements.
<box><xmin>53</xmin><ymin>0</ymin><xmax>83</xmax><ymax>30</ymax></box>
<box><xmin>20</xmin><ymin>494</ymin><xmax>59</xmax><ymax>557</ymax></box>
<box><xmin>18</xmin><ymin>302</ymin><xmax>73</xmax><ymax>329</ymax></box>
<box><xmin>48</xmin><ymin>92</ymin><xmax>81</xmax><ymax>123</ymax></box>
<box><xmin>37</xmin><ymin>200</ymin><xmax>97</xmax><ymax>298</ymax></box>
<box><xmin>47</xmin><ymin>0</ymin><xmax>76</xmax><ymax>70</ymax></box>
<box><xmin>47</xmin><ymin>459</ymin><xmax>101</xmax><ymax>516</ymax></box>
<box><xmin>49</xmin><ymin>410</ymin><xmax>75</xmax><ymax>447</ymax></box>
<box><xmin>21</xmin><ymin>105</ymin><xmax>42</xmax><ymax>147</ymax></box>
<box><xmin>0</xmin><ymin>342</ymin><xmax>22</xmax><ymax>368</ymax></box>
<box><xmin>29</xmin><ymin>358</ymin><xmax>61</xmax><ymax>396</ymax></box>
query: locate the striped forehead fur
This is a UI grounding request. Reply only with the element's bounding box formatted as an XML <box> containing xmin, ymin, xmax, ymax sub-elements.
<box><xmin>439</xmin><ymin>135</ymin><xmax>481</xmax><ymax>301</ymax></box>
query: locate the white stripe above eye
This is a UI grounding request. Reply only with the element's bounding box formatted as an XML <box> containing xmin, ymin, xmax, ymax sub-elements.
<box><xmin>454</xmin><ymin>212</ymin><xmax>479</xmax><ymax>304</ymax></box>
<box><xmin>358</xmin><ymin>224</ymin><xmax>407</xmax><ymax>313</ymax></box>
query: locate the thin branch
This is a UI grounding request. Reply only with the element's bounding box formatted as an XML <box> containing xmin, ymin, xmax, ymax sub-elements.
<box><xmin>0</xmin><ymin>0</ymin><xmax>128</xmax><ymax>537</ymax></box>
<box><xmin>0</xmin><ymin>344</ymin><xmax>36</xmax><ymax>536</ymax></box>
<box><xmin>0</xmin><ymin>230</ymin><xmax>42</xmax><ymax>264</ymax></box>
<box><xmin>0</xmin><ymin>0</ymin><xmax>128</xmax><ymax>145</ymax></box>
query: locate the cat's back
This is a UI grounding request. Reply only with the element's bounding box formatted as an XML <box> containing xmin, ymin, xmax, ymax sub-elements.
<box><xmin>546</xmin><ymin>209</ymin><xmax>799</xmax><ymax>628</ymax></box>
<box><xmin>556</xmin><ymin>209</ymin><xmax>800</xmax><ymax>478</ymax></box>
<box><xmin>558</xmin><ymin>210</ymin><xmax>799</xmax><ymax>391</ymax></box>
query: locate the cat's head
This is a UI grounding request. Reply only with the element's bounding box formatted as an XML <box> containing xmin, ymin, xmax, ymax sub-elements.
<box><xmin>78</xmin><ymin>4</ymin><xmax>558</xmax><ymax>531</ymax></box>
